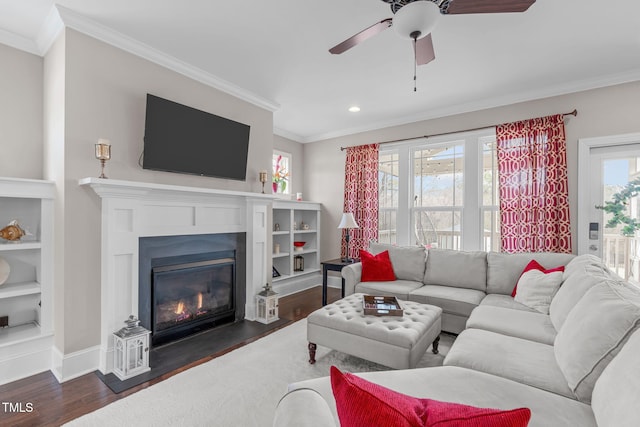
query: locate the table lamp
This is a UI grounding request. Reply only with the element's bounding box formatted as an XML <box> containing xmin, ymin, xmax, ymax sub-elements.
<box><xmin>338</xmin><ymin>212</ymin><xmax>359</xmax><ymax>263</ymax></box>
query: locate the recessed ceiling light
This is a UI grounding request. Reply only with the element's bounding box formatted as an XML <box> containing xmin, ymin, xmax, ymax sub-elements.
<box><xmin>348</xmin><ymin>106</ymin><xmax>361</xmax><ymax>113</ymax></box>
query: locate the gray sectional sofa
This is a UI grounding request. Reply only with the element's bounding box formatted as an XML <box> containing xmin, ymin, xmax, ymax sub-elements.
<box><xmin>273</xmin><ymin>247</ymin><xmax>640</xmax><ymax>426</ymax></box>
<box><xmin>343</xmin><ymin>243</ymin><xmax>575</xmax><ymax>333</ymax></box>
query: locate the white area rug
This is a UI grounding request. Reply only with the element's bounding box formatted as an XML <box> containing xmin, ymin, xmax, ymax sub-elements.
<box><xmin>65</xmin><ymin>319</ymin><xmax>452</xmax><ymax>427</ymax></box>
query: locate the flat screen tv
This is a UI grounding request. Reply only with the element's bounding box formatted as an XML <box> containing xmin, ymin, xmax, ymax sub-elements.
<box><xmin>143</xmin><ymin>94</ymin><xmax>251</xmax><ymax>181</ymax></box>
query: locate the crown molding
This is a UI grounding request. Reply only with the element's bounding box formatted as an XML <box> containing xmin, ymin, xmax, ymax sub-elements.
<box><xmin>35</xmin><ymin>5</ymin><xmax>64</xmax><ymax>55</ymax></box>
<box><xmin>47</xmin><ymin>5</ymin><xmax>279</xmax><ymax>113</ymax></box>
<box><xmin>0</xmin><ymin>28</ymin><xmax>40</xmax><ymax>55</ymax></box>
<box><xmin>273</xmin><ymin>126</ymin><xmax>305</xmax><ymax>143</ymax></box>
<box><xmin>303</xmin><ymin>69</ymin><xmax>640</xmax><ymax>143</ymax></box>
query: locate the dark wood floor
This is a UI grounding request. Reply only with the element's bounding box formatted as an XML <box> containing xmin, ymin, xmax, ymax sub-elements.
<box><xmin>0</xmin><ymin>286</ymin><xmax>341</xmax><ymax>427</ymax></box>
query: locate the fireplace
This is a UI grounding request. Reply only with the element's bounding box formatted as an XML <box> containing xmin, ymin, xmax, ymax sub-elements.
<box><xmin>151</xmin><ymin>252</ymin><xmax>236</xmax><ymax>346</ymax></box>
<box><xmin>139</xmin><ymin>233</ymin><xmax>246</xmax><ymax>347</ymax></box>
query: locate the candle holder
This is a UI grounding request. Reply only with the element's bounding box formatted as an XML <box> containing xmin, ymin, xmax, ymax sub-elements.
<box><xmin>95</xmin><ymin>139</ymin><xmax>111</xmax><ymax>179</ymax></box>
<box><xmin>259</xmin><ymin>170</ymin><xmax>268</xmax><ymax>194</ymax></box>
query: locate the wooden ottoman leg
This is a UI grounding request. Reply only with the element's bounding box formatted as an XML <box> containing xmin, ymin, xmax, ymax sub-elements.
<box><xmin>432</xmin><ymin>335</ymin><xmax>440</xmax><ymax>355</ymax></box>
<box><xmin>308</xmin><ymin>342</ymin><xmax>317</xmax><ymax>364</ymax></box>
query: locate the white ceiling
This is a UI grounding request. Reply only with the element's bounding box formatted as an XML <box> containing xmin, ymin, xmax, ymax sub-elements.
<box><xmin>1</xmin><ymin>0</ymin><xmax>640</xmax><ymax>142</ymax></box>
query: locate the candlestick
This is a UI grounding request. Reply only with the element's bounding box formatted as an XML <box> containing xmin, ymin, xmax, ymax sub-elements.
<box><xmin>95</xmin><ymin>139</ymin><xmax>111</xmax><ymax>179</ymax></box>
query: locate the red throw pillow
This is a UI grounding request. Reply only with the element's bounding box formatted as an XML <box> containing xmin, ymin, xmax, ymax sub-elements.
<box><xmin>331</xmin><ymin>365</ymin><xmax>428</xmax><ymax>427</ymax></box>
<box><xmin>360</xmin><ymin>249</ymin><xmax>396</xmax><ymax>282</ymax></box>
<box><xmin>511</xmin><ymin>260</ymin><xmax>565</xmax><ymax>297</ymax></box>
<box><xmin>330</xmin><ymin>366</ymin><xmax>531</xmax><ymax>427</ymax></box>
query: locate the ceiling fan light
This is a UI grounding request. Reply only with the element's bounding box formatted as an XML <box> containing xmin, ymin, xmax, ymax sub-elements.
<box><xmin>392</xmin><ymin>1</ymin><xmax>441</xmax><ymax>40</ymax></box>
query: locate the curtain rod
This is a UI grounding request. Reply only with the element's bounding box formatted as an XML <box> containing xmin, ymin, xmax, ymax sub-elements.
<box><xmin>339</xmin><ymin>109</ymin><xmax>578</xmax><ymax>151</ymax></box>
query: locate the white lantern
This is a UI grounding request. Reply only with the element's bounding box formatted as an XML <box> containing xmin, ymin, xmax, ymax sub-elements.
<box><xmin>113</xmin><ymin>315</ymin><xmax>151</xmax><ymax>380</ymax></box>
<box><xmin>256</xmin><ymin>283</ymin><xmax>279</xmax><ymax>324</ymax></box>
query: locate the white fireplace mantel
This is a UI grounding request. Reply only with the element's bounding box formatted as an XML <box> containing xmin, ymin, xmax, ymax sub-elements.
<box><xmin>79</xmin><ymin>177</ymin><xmax>274</xmax><ymax>374</ymax></box>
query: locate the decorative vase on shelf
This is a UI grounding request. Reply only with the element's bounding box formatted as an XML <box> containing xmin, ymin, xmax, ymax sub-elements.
<box><xmin>272</xmin><ymin>182</ymin><xmax>278</xmax><ymax>193</ymax></box>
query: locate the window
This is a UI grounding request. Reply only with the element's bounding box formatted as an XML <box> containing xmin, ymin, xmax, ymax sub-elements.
<box><xmin>379</xmin><ymin>151</ymin><xmax>399</xmax><ymax>244</ymax></box>
<box><xmin>481</xmin><ymin>137</ymin><xmax>501</xmax><ymax>252</ymax></box>
<box><xmin>379</xmin><ymin>130</ymin><xmax>500</xmax><ymax>252</ymax></box>
<box><xmin>412</xmin><ymin>142</ymin><xmax>464</xmax><ymax>249</ymax></box>
<box><xmin>272</xmin><ymin>151</ymin><xmax>291</xmax><ymax>195</ymax></box>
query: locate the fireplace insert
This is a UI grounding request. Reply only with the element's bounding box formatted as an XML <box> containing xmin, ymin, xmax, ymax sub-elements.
<box><xmin>151</xmin><ymin>253</ymin><xmax>236</xmax><ymax>346</ymax></box>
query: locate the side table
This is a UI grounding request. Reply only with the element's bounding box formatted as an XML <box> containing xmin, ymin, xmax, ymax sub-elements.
<box><xmin>320</xmin><ymin>258</ymin><xmax>359</xmax><ymax>305</ymax></box>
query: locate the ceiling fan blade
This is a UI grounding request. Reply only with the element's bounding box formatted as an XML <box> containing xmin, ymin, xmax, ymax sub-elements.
<box><xmin>443</xmin><ymin>0</ymin><xmax>536</xmax><ymax>14</ymax></box>
<box><xmin>329</xmin><ymin>18</ymin><xmax>392</xmax><ymax>54</ymax></box>
<box><xmin>415</xmin><ymin>33</ymin><xmax>435</xmax><ymax>66</ymax></box>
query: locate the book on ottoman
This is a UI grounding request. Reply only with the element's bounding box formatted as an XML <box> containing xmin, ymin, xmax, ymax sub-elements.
<box><xmin>363</xmin><ymin>295</ymin><xmax>403</xmax><ymax>316</ymax></box>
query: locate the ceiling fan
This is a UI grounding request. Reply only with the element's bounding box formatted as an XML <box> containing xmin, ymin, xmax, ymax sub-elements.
<box><xmin>329</xmin><ymin>0</ymin><xmax>536</xmax><ymax>88</ymax></box>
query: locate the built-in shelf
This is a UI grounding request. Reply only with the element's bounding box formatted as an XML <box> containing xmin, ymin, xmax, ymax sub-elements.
<box><xmin>272</xmin><ymin>200</ymin><xmax>321</xmax><ymax>293</ymax></box>
<box><xmin>0</xmin><ymin>241</ymin><xmax>41</xmax><ymax>251</ymax></box>
<box><xmin>0</xmin><ymin>177</ymin><xmax>55</xmax><ymax>384</ymax></box>
<box><xmin>0</xmin><ymin>281</ymin><xmax>41</xmax><ymax>299</ymax></box>
<box><xmin>0</xmin><ymin>322</ymin><xmax>50</xmax><ymax>347</ymax></box>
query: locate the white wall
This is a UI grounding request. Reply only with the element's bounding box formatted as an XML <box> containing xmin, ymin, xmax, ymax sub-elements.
<box><xmin>0</xmin><ymin>44</ymin><xmax>43</xmax><ymax>179</ymax></box>
<box><xmin>304</xmin><ymin>82</ymin><xmax>640</xmax><ymax>261</ymax></box>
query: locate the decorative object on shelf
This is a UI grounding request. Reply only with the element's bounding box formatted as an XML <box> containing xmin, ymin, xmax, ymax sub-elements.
<box><xmin>302</xmin><ymin>222</ymin><xmax>310</xmax><ymax>230</ymax></box>
<box><xmin>274</xmin><ymin>243</ymin><xmax>280</xmax><ymax>254</ymax></box>
<box><xmin>95</xmin><ymin>138</ymin><xmax>111</xmax><ymax>179</ymax></box>
<box><xmin>256</xmin><ymin>282</ymin><xmax>279</xmax><ymax>324</ymax></box>
<box><xmin>0</xmin><ymin>257</ymin><xmax>9</xmax><ymax>286</ymax></box>
<box><xmin>0</xmin><ymin>220</ymin><xmax>26</xmax><ymax>242</ymax></box>
<box><xmin>272</xmin><ymin>266</ymin><xmax>281</xmax><ymax>278</ymax></box>
<box><xmin>293</xmin><ymin>221</ymin><xmax>298</xmax><ymax>230</ymax></box>
<box><xmin>274</xmin><ymin>223</ymin><xmax>280</xmax><ymax>231</ymax></box>
<box><xmin>293</xmin><ymin>241</ymin><xmax>306</xmax><ymax>252</ymax></box>
<box><xmin>112</xmin><ymin>315</ymin><xmax>151</xmax><ymax>380</ymax></box>
<box><xmin>296</xmin><ymin>192</ymin><xmax>303</xmax><ymax>201</ymax></box>
<box><xmin>0</xmin><ymin>315</ymin><xmax>7</xmax><ymax>328</ymax></box>
<box><xmin>596</xmin><ymin>177</ymin><xmax>640</xmax><ymax>236</ymax></box>
<box><xmin>259</xmin><ymin>170</ymin><xmax>268</xmax><ymax>194</ymax></box>
<box><xmin>338</xmin><ymin>212</ymin><xmax>360</xmax><ymax>263</ymax></box>
<box><xmin>294</xmin><ymin>255</ymin><xmax>305</xmax><ymax>272</ymax></box>
<box><xmin>273</xmin><ymin>154</ymin><xmax>289</xmax><ymax>194</ymax></box>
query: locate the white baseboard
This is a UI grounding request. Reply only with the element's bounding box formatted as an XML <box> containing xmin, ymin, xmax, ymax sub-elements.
<box><xmin>327</xmin><ymin>276</ymin><xmax>342</xmax><ymax>289</ymax></box>
<box><xmin>51</xmin><ymin>344</ymin><xmax>101</xmax><ymax>383</ymax></box>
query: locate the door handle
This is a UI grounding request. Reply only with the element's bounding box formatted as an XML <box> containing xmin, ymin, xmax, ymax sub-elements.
<box><xmin>589</xmin><ymin>245</ymin><xmax>598</xmax><ymax>251</ymax></box>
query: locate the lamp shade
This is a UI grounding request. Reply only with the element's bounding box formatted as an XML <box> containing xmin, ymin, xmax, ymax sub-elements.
<box><xmin>392</xmin><ymin>0</ymin><xmax>440</xmax><ymax>40</ymax></box>
<box><xmin>338</xmin><ymin>213</ymin><xmax>359</xmax><ymax>229</ymax></box>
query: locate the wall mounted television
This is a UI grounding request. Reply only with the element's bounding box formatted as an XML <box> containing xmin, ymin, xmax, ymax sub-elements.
<box><xmin>142</xmin><ymin>94</ymin><xmax>251</xmax><ymax>181</ymax></box>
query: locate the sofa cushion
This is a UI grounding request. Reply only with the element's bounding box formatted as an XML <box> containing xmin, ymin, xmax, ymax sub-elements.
<box><xmin>479</xmin><ymin>294</ymin><xmax>537</xmax><ymax>312</ymax></box>
<box><xmin>369</xmin><ymin>243</ymin><xmax>427</xmax><ymax>282</ymax></box>
<box><xmin>423</xmin><ymin>249</ymin><xmax>487</xmax><ymax>292</ymax></box>
<box><xmin>409</xmin><ymin>285</ymin><xmax>485</xmax><ymax>317</ymax></box>
<box><xmin>444</xmin><ymin>329</ymin><xmax>574</xmax><ymax>399</ymax></box>
<box><xmin>554</xmin><ymin>280</ymin><xmax>640</xmax><ymax>403</ymax></box>
<box><xmin>288</xmin><ymin>366</ymin><xmax>596</xmax><ymax>427</ymax></box>
<box><xmin>355</xmin><ymin>280</ymin><xmax>424</xmax><ymax>301</ymax></box>
<box><xmin>511</xmin><ymin>259</ymin><xmax>565</xmax><ymax>297</ymax></box>
<box><xmin>486</xmin><ymin>252</ymin><xmax>574</xmax><ymax>295</ymax></box>
<box><xmin>466</xmin><ymin>306</ymin><xmax>557</xmax><ymax>345</ymax></box>
<box><xmin>513</xmin><ymin>269</ymin><xmax>564</xmax><ymax>314</ymax></box>
<box><xmin>359</xmin><ymin>250</ymin><xmax>396</xmax><ymax>282</ymax></box>
<box><xmin>592</xmin><ymin>329</ymin><xmax>640</xmax><ymax>427</ymax></box>
<box><xmin>549</xmin><ymin>254</ymin><xmax>615</xmax><ymax>330</ymax></box>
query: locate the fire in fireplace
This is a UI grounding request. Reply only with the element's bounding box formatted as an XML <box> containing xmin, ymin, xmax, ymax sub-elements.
<box><xmin>151</xmin><ymin>254</ymin><xmax>236</xmax><ymax>345</ymax></box>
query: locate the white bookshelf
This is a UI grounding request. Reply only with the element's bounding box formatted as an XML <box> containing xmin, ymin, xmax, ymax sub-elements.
<box><xmin>0</xmin><ymin>177</ymin><xmax>55</xmax><ymax>384</ymax></box>
<box><xmin>272</xmin><ymin>200</ymin><xmax>321</xmax><ymax>293</ymax></box>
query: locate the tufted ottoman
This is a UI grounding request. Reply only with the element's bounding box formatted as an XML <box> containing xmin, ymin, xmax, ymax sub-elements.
<box><xmin>307</xmin><ymin>293</ymin><xmax>442</xmax><ymax>369</ymax></box>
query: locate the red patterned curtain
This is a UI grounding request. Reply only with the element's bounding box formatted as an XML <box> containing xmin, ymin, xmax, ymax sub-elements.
<box><xmin>343</xmin><ymin>144</ymin><xmax>379</xmax><ymax>259</ymax></box>
<box><xmin>496</xmin><ymin>114</ymin><xmax>571</xmax><ymax>253</ymax></box>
